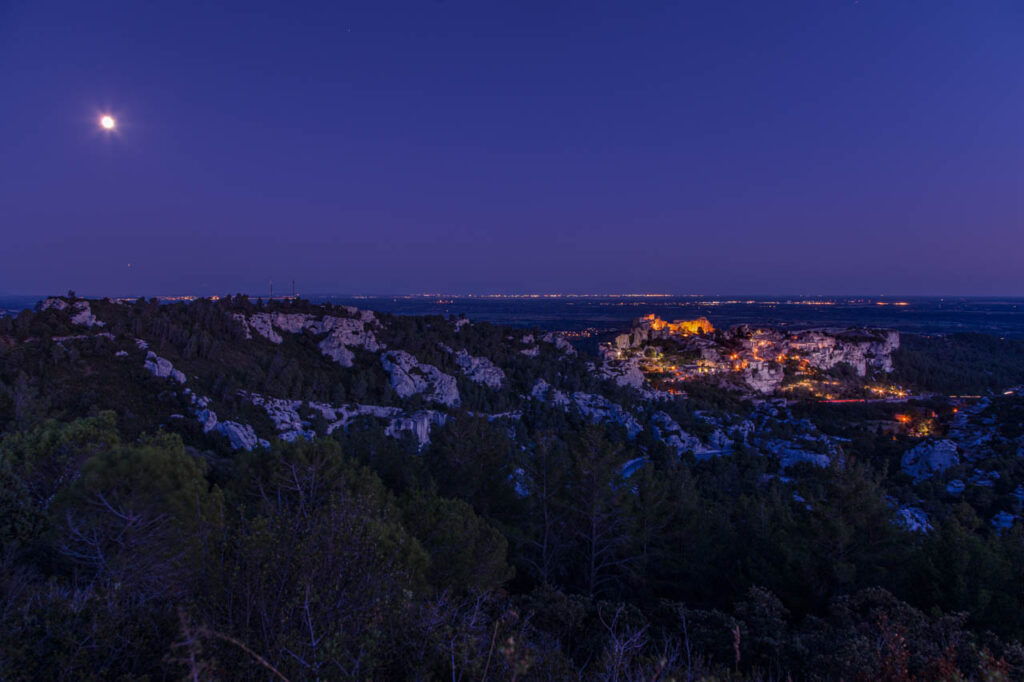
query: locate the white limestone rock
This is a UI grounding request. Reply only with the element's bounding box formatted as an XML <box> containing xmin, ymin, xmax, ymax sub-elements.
<box><xmin>759</xmin><ymin>439</ymin><xmax>832</xmax><ymax>469</ymax></box>
<box><xmin>70</xmin><ymin>301</ymin><xmax>104</xmax><ymax>328</ymax></box>
<box><xmin>246</xmin><ymin>314</ymin><xmax>283</xmax><ymax>343</ymax></box>
<box><xmin>531</xmin><ymin>379</ymin><xmax>641</xmax><ymax>437</ymax></box>
<box><xmin>307</xmin><ymin>401</ymin><xmax>399</xmax><ymax>429</ymax></box>
<box><xmin>901</xmin><ymin>439</ymin><xmax>959</xmax><ymax>483</ymax></box>
<box><xmin>530</xmin><ymin>379</ymin><xmax>571</xmax><ymax>408</ymax></box>
<box><xmin>308</xmin><ymin>400</ymin><xmax>446</xmax><ymax>447</ymax></box>
<box><xmin>231</xmin><ymin>313</ymin><xmax>253</xmax><ymax>339</ymax></box>
<box><xmin>598</xmin><ymin>352</ymin><xmax>647</xmax><ymax>390</ymax></box>
<box><xmin>381</xmin><ymin>351</ymin><xmax>460</xmax><ymax>407</ymax></box>
<box><xmin>650</xmin><ymin>411</ymin><xmax>728</xmax><ymax>459</ymax></box>
<box><xmin>385</xmin><ymin>410</ymin><xmax>449</xmax><ymax>446</ymax></box>
<box><xmin>744</xmin><ymin>362</ymin><xmax>784</xmax><ymax>393</ymax></box>
<box><xmin>317</xmin><ymin>316</ymin><xmax>382</xmax><ymax>367</ymax></box>
<box><xmin>520</xmin><ymin>346</ymin><xmax>540</xmax><ymax>358</ymax></box>
<box><xmin>969</xmin><ymin>469</ymin><xmax>1000</xmax><ymax>487</ymax></box>
<box><xmin>196</xmin><ymin>408</ymin><xmax>219</xmax><ymax>433</ymax></box>
<box><xmin>248</xmin><ymin>393</ymin><xmax>315</xmax><ymax>442</ymax></box>
<box><xmin>144</xmin><ymin>351</ymin><xmax>186</xmax><ymax>384</ymax></box>
<box><xmin>992</xmin><ymin>511</ymin><xmax>1016</xmax><ymax>532</ymax></box>
<box><xmin>895</xmin><ymin>507</ymin><xmax>932</xmax><ymax>534</ymax></box>
<box><xmin>572</xmin><ymin>391</ymin><xmax>643</xmax><ymax>438</ymax></box>
<box><xmin>236</xmin><ymin>312</ymin><xmax>382</xmax><ymax>367</ymax></box>
<box><xmin>214</xmin><ymin>421</ymin><xmax>269</xmax><ymax>451</ymax></box>
<box><xmin>621</xmin><ymin>457</ymin><xmax>647</xmax><ymax>479</ymax></box>
<box><xmin>453</xmin><ymin>349</ymin><xmax>505</xmax><ymax>389</ymax></box>
<box><xmin>542</xmin><ymin>332</ymin><xmax>577</xmax><ymax>356</ymax></box>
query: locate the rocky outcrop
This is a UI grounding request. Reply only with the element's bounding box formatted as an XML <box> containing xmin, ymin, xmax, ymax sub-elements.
<box><xmin>542</xmin><ymin>332</ymin><xmax>577</xmax><ymax>356</ymax></box>
<box><xmin>41</xmin><ymin>298</ymin><xmax>104</xmax><ymax>328</ymax></box>
<box><xmin>992</xmin><ymin>511</ymin><xmax>1016</xmax><ymax>532</ymax></box>
<box><xmin>901</xmin><ymin>439</ymin><xmax>959</xmax><ymax>482</ymax></box>
<box><xmin>317</xmin><ymin>317</ymin><xmax>382</xmax><ymax>367</ymax></box>
<box><xmin>381</xmin><ymin>351</ymin><xmax>460</xmax><ymax>407</ymax></box>
<box><xmin>248</xmin><ymin>393</ymin><xmax>315</xmax><ymax>442</ymax></box>
<box><xmin>598</xmin><ymin>352</ymin><xmax>647</xmax><ymax>390</ymax></box>
<box><xmin>144</xmin><ymin>351</ymin><xmax>186</xmax><ymax>384</ymax></box>
<box><xmin>650</xmin><ymin>411</ymin><xmax>729</xmax><ymax>459</ymax></box>
<box><xmin>250</xmin><ymin>391</ymin><xmax>450</xmax><ymax>446</ymax></box>
<box><xmin>895</xmin><ymin>507</ymin><xmax>932</xmax><ymax>534</ymax></box>
<box><xmin>214</xmin><ymin>421</ymin><xmax>269</xmax><ymax>451</ymax></box>
<box><xmin>385</xmin><ymin>410</ymin><xmax>449</xmax><ymax>445</ymax></box>
<box><xmin>530</xmin><ymin>379</ymin><xmax>641</xmax><ymax>438</ymax></box>
<box><xmin>452</xmin><ymin>349</ymin><xmax>505</xmax><ymax>388</ymax></box>
<box><xmin>530</xmin><ymin>379</ymin><xmax>571</xmax><ymax>408</ymax></box>
<box><xmin>196</xmin><ymin>407</ymin><xmax>218</xmax><ymax>433</ymax></box>
<box><xmin>70</xmin><ymin>301</ymin><xmax>104</xmax><ymax>328</ymax></box>
<box><xmin>234</xmin><ymin>311</ymin><xmax>382</xmax><ymax>367</ymax></box>
<box><xmin>189</xmin><ymin>394</ymin><xmax>267</xmax><ymax>451</ymax></box>
<box><xmin>573</xmin><ymin>392</ymin><xmax>643</xmax><ymax>438</ymax></box>
<box><xmin>762</xmin><ymin>440</ymin><xmax>831</xmax><ymax>469</ymax></box>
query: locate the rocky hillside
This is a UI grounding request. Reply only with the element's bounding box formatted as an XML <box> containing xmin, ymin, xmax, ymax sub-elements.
<box><xmin>4</xmin><ymin>295</ymin><xmax>1024</xmax><ymax>679</ymax></box>
<box><xmin>0</xmin><ymin>298</ymin><xmax>906</xmax><ymax>469</ymax></box>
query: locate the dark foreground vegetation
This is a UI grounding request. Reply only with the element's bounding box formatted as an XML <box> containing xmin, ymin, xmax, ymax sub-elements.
<box><xmin>1</xmin><ymin>298</ymin><xmax>1024</xmax><ymax>680</ymax></box>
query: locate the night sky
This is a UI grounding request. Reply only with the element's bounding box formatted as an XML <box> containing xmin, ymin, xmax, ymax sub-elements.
<box><xmin>1</xmin><ymin>1</ymin><xmax>1021</xmax><ymax>297</ymax></box>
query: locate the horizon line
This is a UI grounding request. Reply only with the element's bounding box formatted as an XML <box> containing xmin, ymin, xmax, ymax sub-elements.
<box><xmin>4</xmin><ymin>291</ymin><xmax>1024</xmax><ymax>301</ymax></box>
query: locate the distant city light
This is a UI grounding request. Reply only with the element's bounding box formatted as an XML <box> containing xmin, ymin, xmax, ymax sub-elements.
<box><xmin>100</xmin><ymin>115</ymin><xmax>116</xmax><ymax>130</ymax></box>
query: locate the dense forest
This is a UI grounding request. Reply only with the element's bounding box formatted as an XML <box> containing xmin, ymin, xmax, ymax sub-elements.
<box><xmin>1</xmin><ymin>296</ymin><xmax>1023</xmax><ymax>680</ymax></box>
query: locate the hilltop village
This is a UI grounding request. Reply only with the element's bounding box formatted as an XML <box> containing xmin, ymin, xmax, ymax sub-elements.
<box><xmin>599</xmin><ymin>313</ymin><xmax>907</xmax><ymax>399</ymax></box>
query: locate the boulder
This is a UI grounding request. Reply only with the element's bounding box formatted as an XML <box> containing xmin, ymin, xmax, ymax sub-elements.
<box><xmin>901</xmin><ymin>439</ymin><xmax>959</xmax><ymax>482</ymax></box>
<box><xmin>144</xmin><ymin>351</ymin><xmax>186</xmax><ymax>384</ymax></box>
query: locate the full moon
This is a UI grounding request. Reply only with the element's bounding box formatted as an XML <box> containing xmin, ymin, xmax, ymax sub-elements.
<box><xmin>100</xmin><ymin>115</ymin><xmax>116</xmax><ymax>130</ymax></box>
